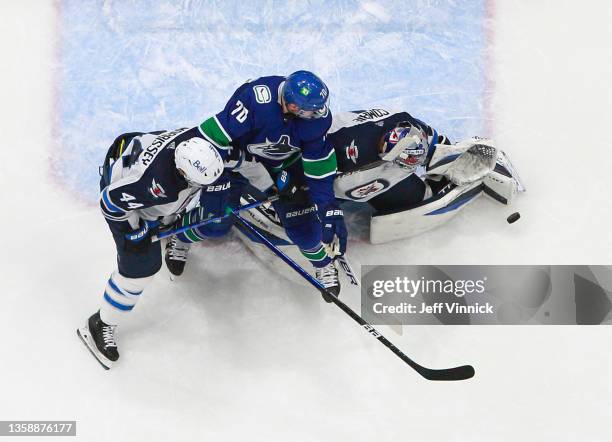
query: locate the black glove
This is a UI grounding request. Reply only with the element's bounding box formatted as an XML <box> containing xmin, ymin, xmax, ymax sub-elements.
<box><xmin>123</xmin><ymin>219</ymin><xmax>159</xmax><ymax>254</ymax></box>
<box><xmin>276</xmin><ymin>170</ymin><xmax>300</xmax><ymax>197</ymax></box>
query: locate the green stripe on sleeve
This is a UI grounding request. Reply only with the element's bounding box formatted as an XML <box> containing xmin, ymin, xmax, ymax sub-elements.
<box><xmin>271</xmin><ymin>152</ymin><xmax>302</xmax><ymax>173</ymax></box>
<box><xmin>199</xmin><ymin>117</ymin><xmax>231</xmax><ymax>146</ymax></box>
<box><xmin>302</xmin><ymin>150</ymin><xmax>337</xmax><ymax>179</ymax></box>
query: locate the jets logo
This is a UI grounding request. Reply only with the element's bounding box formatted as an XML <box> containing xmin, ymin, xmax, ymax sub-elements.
<box><xmin>149</xmin><ymin>179</ymin><xmax>167</xmax><ymax>199</ymax></box>
<box><xmin>247</xmin><ymin>134</ymin><xmax>300</xmax><ymax>161</ymax></box>
<box><xmin>345</xmin><ymin>140</ymin><xmax>358</xmax><ymax>164</ymax></box>
<box><xmin>347</xmin><ymin>179</ymin><xmax>390</xmax><ymax>200</ymax></box>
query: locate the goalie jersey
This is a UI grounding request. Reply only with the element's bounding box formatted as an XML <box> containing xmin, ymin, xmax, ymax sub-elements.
<box><xmin>327</xmin><ymin>109</ymin><xmax>443</xmax><ymax>202</ymax></box>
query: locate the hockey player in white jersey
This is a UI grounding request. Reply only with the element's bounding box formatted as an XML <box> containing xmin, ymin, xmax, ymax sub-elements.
<box><xmin>328</xmin><ymin>109</ymin><xmax>524</xmax><ymax>242</ymax></box>
<box><xmin>78</xmin><ymin>129</ymin><xmax>229</xmax><ymax>369</ymax></box>
<box><xmin>234</xmin><ymin>108</ymin><xmax>524</xmax><ymax>267</ymax></box>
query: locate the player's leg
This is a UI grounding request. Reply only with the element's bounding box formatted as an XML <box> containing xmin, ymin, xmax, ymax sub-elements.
<box><xmin>272</xmin><ymin>188</ymin><xmax>340</xmax><ymax>300</ymax></box>
<box><xmin>78</xmin><ymin>215</ymin><xmax>162</xmax><ymax>369</ymax></box>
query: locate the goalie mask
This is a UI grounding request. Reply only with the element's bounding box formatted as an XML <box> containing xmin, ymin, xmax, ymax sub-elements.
<box><xmin>380</xmin><ymin>124</ymin><xmax>429</xmax><ymax>169</ymax></box>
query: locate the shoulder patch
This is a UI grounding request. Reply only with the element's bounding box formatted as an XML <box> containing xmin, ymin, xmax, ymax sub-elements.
<box><xmin>253</xmin><ymin>85</ymin><xmax>272</xmax><ymax>104</ymax></box>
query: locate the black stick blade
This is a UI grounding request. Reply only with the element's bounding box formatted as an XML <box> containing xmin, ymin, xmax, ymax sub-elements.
<box><xmin>418</xmin><ymin>364</ymin><xmax>475</xmax><ymax>381</ymax></box>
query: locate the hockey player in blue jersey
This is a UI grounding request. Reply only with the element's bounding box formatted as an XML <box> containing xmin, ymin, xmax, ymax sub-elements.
<box><xmin>165</xmin><ymin>71</ymin><xmax>348</xmax><ymax>300</ymax></box>
<box><xmin>78</xmin><ymin>130</ymin><xmax>231</xmax><ymax>369</ymax></box>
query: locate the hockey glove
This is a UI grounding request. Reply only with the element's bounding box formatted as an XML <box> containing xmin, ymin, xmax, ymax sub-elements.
<box><xmin>124</xmin><ymin>219</ymin><xmax>160</xmax><ymax>253</ymax></box>
<box><xmin>276</xmin><ymin>170</ymin><xmax>299</xmax><ymax>197</ymax></box>
<box><xmin>319</xmin><ymin>204</ymin><xmax>348</xmax><ymax>255</ymax></box>
<box><xmin>275</xmin><ymin>170</ymin><xmax>309</xmax><ymax>204</ymax></box>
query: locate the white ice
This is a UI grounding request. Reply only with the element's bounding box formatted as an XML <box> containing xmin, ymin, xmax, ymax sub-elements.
<box><xmin>1</xmin><ymin>1</ymin><xmax>612</xmax><ymax>441</ymax></box>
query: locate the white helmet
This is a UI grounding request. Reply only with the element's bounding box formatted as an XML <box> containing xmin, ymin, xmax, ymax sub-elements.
<box><xmin>175</xmin><ymin>138</ymin><xmax>224</xmax><ymax>186</ymax></box>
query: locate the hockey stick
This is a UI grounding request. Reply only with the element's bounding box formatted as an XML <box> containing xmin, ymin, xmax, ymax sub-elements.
<box><xmin>337</xmin><ymin>254</ymin><xmax>360</xmax><ymax>286</ymax></box>
<box><xmin>152</xmin><ymin>194</ymin><xmax>280</xmax><ymax>242</ymax></box>
<box><xmin>232</xmin><ymin>210</ymin><xmax>475</xmax><ymax>381</ymax></box>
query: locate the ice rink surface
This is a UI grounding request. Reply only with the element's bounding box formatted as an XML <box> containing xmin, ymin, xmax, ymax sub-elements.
<box><xmin>1</xmin><ymin>1</ymin><xmax>612</xmax><ymax>441</ymax></box>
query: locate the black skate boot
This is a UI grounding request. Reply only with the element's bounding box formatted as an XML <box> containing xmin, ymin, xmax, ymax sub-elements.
<box><xmin>165</xmin><ymin>236</ymin><xmax>191</xmax><ymax>279</ymax></box>
<box><xmin>77</xmin><ymin>311</ymin><xmax>119</xmax><ymax>370</ymax></box>
<box><xmin>315</xmin><ymin>261</ymin><xmax>340</xmax><ymax>303</ymax></box>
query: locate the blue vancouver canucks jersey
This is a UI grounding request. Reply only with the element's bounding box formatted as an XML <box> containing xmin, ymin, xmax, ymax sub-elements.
<box><xmin>197</xmin><ymin>75</ymin><xmax>337</xmax><ymax>208</ymax></box>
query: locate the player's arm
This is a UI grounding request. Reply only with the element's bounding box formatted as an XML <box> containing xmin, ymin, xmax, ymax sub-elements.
<box><xmin>301</xmin><ymin>136</ymin><xmax>338</xmax><ymax>208</ymax></box>
<box><xmin>99</xmin><ymin>173</ymin><xmax>167</xmax><ymax>226</ymax></box>
<box><xmin>197</xmin><ymin>83</ymin><xmax>254</xmax><ymax>150</ymax></box>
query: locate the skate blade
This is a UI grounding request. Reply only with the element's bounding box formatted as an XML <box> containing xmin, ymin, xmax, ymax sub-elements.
<box><xmin>77</xmin><ymin>326</ymin><xmax>113</xmax><ymax>370</ymax></box>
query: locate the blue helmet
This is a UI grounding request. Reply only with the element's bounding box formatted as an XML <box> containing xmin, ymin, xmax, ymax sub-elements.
<box><xmin>282</xmin><ymin>70</ymin><xmax>329</xmax><ymax>113</ymax></box>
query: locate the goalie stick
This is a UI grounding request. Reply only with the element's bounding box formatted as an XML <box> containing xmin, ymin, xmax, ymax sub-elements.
<box><xmin>232</xmin><ymin>210</ymin><xmax>475</xmax><ymax>382</ymax></box>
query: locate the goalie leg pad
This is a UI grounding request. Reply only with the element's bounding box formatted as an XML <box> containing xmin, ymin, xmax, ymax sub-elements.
<box><xmin>483</xmin><ymin>170</ymin><xmax>518</xmax><ymax>205</ymax></box>
<box><xmin>370</xmin><ymin>181</ymin><xmax>483</xmax><ymax>244</ymax></box>
<box><xmin>482</xmin><ymin>150</ymin><xmax>524</xmax><ymax>205</ymax></box>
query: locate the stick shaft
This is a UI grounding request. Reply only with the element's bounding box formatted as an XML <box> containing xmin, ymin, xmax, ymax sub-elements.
<box><xmin>152</xmin><ymin>195</ymin><xmax>279</xmax><ymax>242</ymax></box>
<box><xmin>232</xmin><ymin>210</ymin><xmax>474</xmax><ymax>381</ymax></box>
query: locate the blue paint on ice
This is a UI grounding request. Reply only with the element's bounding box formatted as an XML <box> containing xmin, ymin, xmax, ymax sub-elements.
<box><xmin>56</xmin><ymin>0</ymin><xmax>488</xmax><ymax>199</ymax></box>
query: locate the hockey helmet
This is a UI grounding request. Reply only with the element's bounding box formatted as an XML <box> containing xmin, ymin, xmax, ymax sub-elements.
<box><xmin>175</xmin><ymin>138</ymin><xmax>224</xmax><ymax>186</ymax></box>
<box><xmin>381</xmin><ymin>123</ymin><xmax>429</xmax><ymax>168</ymax></box>
<box><xmin>282</xmin><ymin>70</ymin><xmax>329</xmax><ymax>119</ymax></box>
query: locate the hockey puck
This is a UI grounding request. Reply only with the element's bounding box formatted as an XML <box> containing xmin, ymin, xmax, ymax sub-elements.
<box><xmin>507</xmin><ymin>212</ymin><xmax>521</xmax><ymax>224</ymax></box>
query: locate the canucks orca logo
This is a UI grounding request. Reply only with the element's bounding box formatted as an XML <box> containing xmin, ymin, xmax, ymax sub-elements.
<box><xmin>246</xmin><ymin>135</ymin><xmax>300</xmax><ymax>161</ymax></box>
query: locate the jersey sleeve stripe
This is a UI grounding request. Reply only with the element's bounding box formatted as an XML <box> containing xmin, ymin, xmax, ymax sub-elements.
<box><xmin>101</xmin><ymin>188</ymin><xmax>124</xmax><ymax>214</ymax></box>
<box><xmin>213</xmin><ymin>116</ymin><xmax>233</xmax><ymax>143</ymax></box>
<box><xmin>304</xmin><ymin>169</ymin><xmax>337</xmax><ymax>180</ymax></box>
<box><xmin>100</xmin><ymin>208</ymin><xmax>129</xmax><ymax>222</ymax></box>
<box><xmin>301</xmin><ymin>147</ymin><xmax>335</xmax><ymax>162</ymax></box>
<box><xmin>199</xmin><ymin>117</ymin><xmax>232</xmax><ymax>146</ymax></box>
<box><xmin>100</xmin><ymin>201</ymin><xmax>130</xmax><ymax>221</ymax></box>
<box><xmin>302</xmin><ymin>150</ymin><xmax>338</xmax><ymax>179</ymax></box>
<box><xmin>271</xmin><ymin>152</ymin><xmax>302</xmax><ymax>173</ymax></box>
<box><xmin>196</xmin><ymin>125</ymin><xmax>228</xmax><ymax>150</ymax></box>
